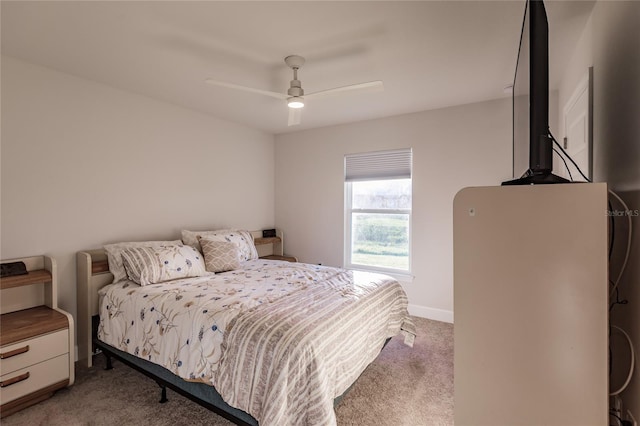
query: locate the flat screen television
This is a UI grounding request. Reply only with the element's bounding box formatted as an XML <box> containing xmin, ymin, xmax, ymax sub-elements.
<box><xmin>503</xmin><ymin>0</ymin><xmax>569</xmax><ymax>185</ymax></box>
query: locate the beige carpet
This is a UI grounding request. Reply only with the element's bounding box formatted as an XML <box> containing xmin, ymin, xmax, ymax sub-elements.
<box><xmin>2</xmin><ymin>317</ymin><xmax>453</xmax><ymax>426</ymax></box>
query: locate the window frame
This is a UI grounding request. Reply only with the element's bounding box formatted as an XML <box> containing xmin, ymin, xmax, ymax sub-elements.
<box><xmin>344</xmin><ymin>178</ymin><xmax>412</xmax><ymax>278</ymax></box>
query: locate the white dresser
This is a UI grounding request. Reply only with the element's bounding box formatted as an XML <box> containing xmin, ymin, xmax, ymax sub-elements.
<box><xmin>0</xmin><ymin>255</ymin><xmax>75</xmax><ymax>417</ymax></box>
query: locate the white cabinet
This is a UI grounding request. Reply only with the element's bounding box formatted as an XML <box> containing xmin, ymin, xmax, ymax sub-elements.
<box><xmin>0</xmin><ymin>255</ymin><xmax>74</xmax><ymax>418</ymax></box>
<box><xmin>453</xmin><ymin>184</ymin><xmax>608</xmax><ymax>425</ymax></box>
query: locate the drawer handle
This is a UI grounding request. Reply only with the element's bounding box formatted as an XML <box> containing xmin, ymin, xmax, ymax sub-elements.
<box><xmin>0</xmin><ymin>372</ymin><xmax>30</xmax><ymax>388</ymax></box>
<box><xmin>0</xmin><ymin>345</ymin><xmax>30</xmax><ymax>359</ymax></box>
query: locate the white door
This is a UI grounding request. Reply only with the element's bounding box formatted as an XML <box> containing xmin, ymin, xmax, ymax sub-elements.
<box><xmin>557</xmin><ymin>70</ymin><xmax>592</xmax><ymax>181</ymax></box>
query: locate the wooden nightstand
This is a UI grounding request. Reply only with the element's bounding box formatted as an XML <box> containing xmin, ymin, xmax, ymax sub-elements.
<box><xmin>260</xmin><ymin>255</ymin><xmax>298</xmax><ymax>263</ymax></box>
<box><xmin>251</xmin><ymin>229</ymin><xmax>296</xmax><ymax>262</ymax></box>
<box><xmin>0</xmin><ymin>256</ymin><xmax>74</xmax><ymax>418</ymax></box>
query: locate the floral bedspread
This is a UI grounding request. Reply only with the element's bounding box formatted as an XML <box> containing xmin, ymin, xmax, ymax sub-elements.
<box><xmin>98</xmin><ymin>259</ymin><xmax>415</xmax><ymax>426</ymax></box>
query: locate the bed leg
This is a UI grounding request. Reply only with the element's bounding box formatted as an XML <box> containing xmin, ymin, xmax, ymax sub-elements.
<box><xmin>158</xmin><ymin>383</ymin><xmax>168</xmax><ymax>403</ymax></box>
<box><xmin>104</xmin><ymin>352</ymin><xmax>113</xmax><ymax>370</ymax></box>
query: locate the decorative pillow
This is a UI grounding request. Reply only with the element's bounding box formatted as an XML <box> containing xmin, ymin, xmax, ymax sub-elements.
<box><xmin>104</xmin><ymin>240</ymin><xmax>183</xmax><ymax>283</ymax></box>
<box><xmin>181</xmin><ymin>229</ymin><xmax>258</xmax><ymax>261</ymax></box>
<box><xmin>198</xmin><ymin>237</ymin><xmax>242</xmax><ymax>273</ymax></box>
<box><xmin>121</xmin><ymin>245</ymin><xmax>206</xmax><ymax>286</ymax></box>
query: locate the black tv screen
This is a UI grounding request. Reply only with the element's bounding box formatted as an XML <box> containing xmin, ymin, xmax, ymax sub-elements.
<box><xmin>504</xmin><ymin>0</ymin><xmax>568</xmax><ymax>185</ymax></box>
<box><xmin>512</xmin><ymin>0</ymin><xmax>531</xmax><ymax>178</ymax></box>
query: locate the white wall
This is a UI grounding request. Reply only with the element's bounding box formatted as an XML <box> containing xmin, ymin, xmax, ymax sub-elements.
<box><xmin>557</xmin><ymin>0</ymin><xmax>640</xmax><ymax>418</ymax></box>
<box><xmin>592</xmin><ymin>1</ymin><xmax>640</xmax><ymax>420</ymax></box>
<box><xmin>1</xmin><ymin>56</ymin><xmax>275</xmax><ymax>336</ymax></box>
<box><xmin>274</xmin><ymin>98</ymin><xmax>512</xmax><ymax>322</ymax></box>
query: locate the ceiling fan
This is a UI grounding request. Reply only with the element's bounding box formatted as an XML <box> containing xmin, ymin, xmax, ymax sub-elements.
<box><xmin>205</xmin><ymin>55</ymin><xmax>383</xmax><ymax>126</ymax></box>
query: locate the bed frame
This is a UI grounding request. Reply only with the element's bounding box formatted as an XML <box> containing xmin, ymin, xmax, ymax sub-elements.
<box><xmin>76</xmin><ymin>242</ymin><xmax>269</xmax><ymax>425</ymax></box>
<box><xmin>76</xmin><ymin>230</ymin><xmax>285</xmax><ymax>369</ymax></box>
<box><xmin>75</xmin><ymin>231</ymin><xmax>358</xmax><ymax>425</ymax></box>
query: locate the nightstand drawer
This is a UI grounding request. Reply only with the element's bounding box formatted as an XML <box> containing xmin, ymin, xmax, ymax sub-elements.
<box><xmin>0</xmin><ymin>329</ymin><xmax>68</xmax><ymax>375</ymax></box>
<box><xmin>0</xmin><ymin>353</ymin><xmax>69</xmax><ymax>405</ymax></box>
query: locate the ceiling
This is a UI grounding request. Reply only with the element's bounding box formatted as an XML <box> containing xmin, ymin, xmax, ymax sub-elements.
<box><xmin>1</xmin><ymin>1</ymin><xmax>595</xmax><ymax>135</ymax></box>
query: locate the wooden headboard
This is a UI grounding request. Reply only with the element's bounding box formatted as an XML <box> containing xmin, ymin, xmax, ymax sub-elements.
<box><xmin>76</xmin><ymin>230</ymin><xmax>285</xmax><ymax>368</ymax></box>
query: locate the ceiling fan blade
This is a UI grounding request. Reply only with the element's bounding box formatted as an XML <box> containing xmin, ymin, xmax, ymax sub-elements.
<box><xmin>205</xmin><ymin>79</ymin><xmax>288</xmax><ymax>100</ymax></box>
<box><xmin>305</xmin><ymin>80</ymin><xmax>384</xmax><ymax>100</ymax></box>
<box><xmin>288</xmin><ymin>108</ymin><xmax>302</xmax><ymax>127</ymax></box>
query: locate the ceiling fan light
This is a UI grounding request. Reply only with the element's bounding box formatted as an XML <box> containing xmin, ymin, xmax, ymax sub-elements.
<box><xmin>287</xmin><ymin>97</ymin><xmax>305</xmax><ymax>108</ymax></box>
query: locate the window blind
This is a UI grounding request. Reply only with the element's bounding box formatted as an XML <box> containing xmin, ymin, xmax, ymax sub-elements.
<box><xmin>344</xmin><ymin>148</ymin><xmax>412</xmax><ymax>182</ymax></box>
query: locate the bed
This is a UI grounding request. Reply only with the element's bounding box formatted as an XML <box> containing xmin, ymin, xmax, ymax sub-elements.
<box><xmin>76</xmin><ymin>230</ymin><xmax>415</xmax><ymax>426</ymax></box>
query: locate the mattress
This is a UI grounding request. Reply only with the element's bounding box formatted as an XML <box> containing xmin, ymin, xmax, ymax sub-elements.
<box><xmin>98</xmin><ymin>259</ymin><xmax>415</xmax><ymax>426</ymax></box>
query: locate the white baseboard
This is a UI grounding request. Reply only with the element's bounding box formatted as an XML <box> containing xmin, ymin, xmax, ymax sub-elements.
<box><xmin>408</xmin><ymin>304</ymin><xmax>454</xmax><ymax>323</ymax></box>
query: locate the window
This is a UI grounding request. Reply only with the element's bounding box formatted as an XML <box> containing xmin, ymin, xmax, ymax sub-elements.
<box><xmin>344</xmin><ymin>149</ymin><xmax>412</xmax><ymax>275</ymax></box>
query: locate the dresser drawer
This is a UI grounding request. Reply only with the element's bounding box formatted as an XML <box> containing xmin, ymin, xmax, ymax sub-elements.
<box><xmin>0</xmin><ymin>329</ymin><xmax>68</xmax><ymax>375</ymax></box>
<box><xmin>0</xmin><ymin>353</ymin><xmax>69</xmax><ymax>405</ymax></box>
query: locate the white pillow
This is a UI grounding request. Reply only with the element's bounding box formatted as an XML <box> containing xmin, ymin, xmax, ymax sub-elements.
<box><xmin>181</xmin><ymin>229</ymin><xmax>258</xmax><ymax>261</ymax></box>
<box><xmin>199</xmin><ymin>237</ymin><xmax>242</xmax><ymax>273</ymax></box>
<box><xmin>121</xmin><ymin>245</ymin><xmax>206</xmax><ymax>286</ymax></box>
<box><xmin>104</xmin><ymin>240</ymin><xmax>182</xmax><ymax>283</ymax></box>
